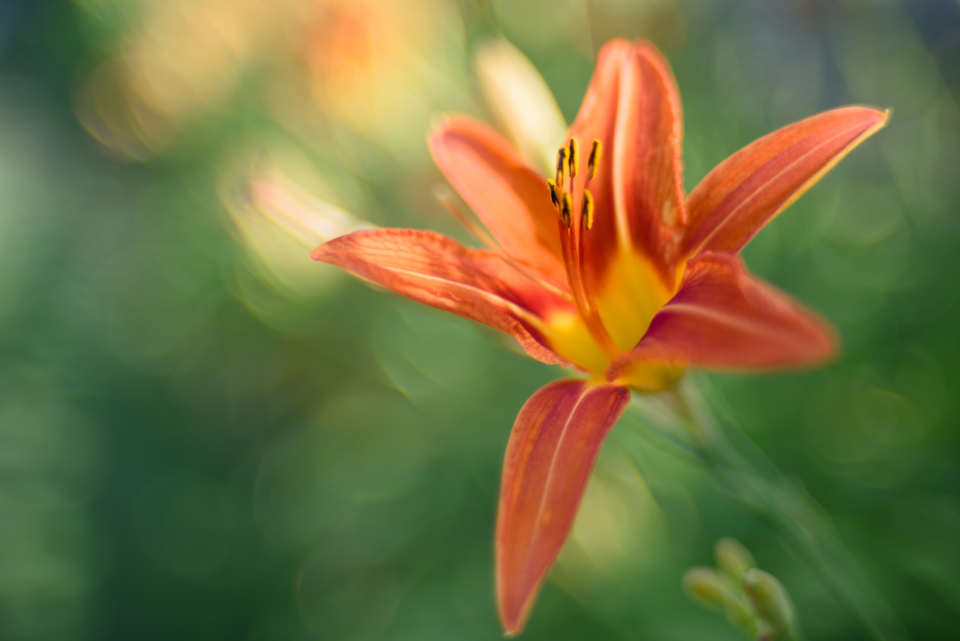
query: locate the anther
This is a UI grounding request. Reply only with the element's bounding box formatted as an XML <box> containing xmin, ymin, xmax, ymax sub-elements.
<box><xmin>587</xmin><ymin>140</ymin><xmax>602</xmax><ymax>180</ymax></box>
<box><xmin>581</xmin><ymin>189</ymin><xmax>595</xmax><ymax>230</ymax></box>
<box><xmin>568</xmin><ymin>138</ymin><xmax>579</xmax><ymax>179</ymax></box>
<box><xmin>560</xmin><ymin>192</ymin><xmax>573</xmax><ymax>228</ymax></box>
<box><xmin>546</xmin><ymin>179</ymin><xmax>559</xmax><ymax>209</ymax></box>
<box><xmin>555</xmin><ymin>147</ymin><xmax>567</xmax><ymax>187</ymax></box>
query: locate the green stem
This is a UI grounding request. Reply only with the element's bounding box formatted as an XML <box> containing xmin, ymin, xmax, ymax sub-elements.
<box><xmin>624</xmin><ymin>376</ymin><xmax>910</xmax><ymax>641</ymax></box>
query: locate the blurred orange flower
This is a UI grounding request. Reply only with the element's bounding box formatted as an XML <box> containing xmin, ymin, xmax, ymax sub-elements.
<box><xmin>76</xmin><ymin>0</ymin><xmax>462</xmax><ymax>158</ymax></box>
<box><xmin>313</xmin><ymin>38</ymin><xmax>887</xmax><ymax>634</ymax></box>
<box><xmin>302</xmin><ymin>0</ymin><xmax>462</xmax><ymax>155</ymax></box>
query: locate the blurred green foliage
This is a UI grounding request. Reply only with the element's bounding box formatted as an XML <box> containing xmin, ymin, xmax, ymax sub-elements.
<box><xmin>1</xmin><ymin>0</ymin><xmax>960</xmax><ymax>639</ymax></box>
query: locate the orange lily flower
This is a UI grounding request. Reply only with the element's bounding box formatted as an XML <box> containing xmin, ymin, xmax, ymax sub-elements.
<box><xmin>312</xmin><ymin>39</ymin><xmax>887</xmax><ymax>634</ymax></box>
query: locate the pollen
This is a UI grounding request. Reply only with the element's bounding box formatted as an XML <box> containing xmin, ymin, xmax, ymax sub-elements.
<box><xmin>560</xmin><ymin>191</ymin><xmax>573</xmax><ymax>228</ymax></box>
<box><xmin>568</xmin><ymin>138</ymin><xmax>579</xmax><ymax>178</ymax></box>
<box><xmin>587</xmin><ymin>140</ymin><xmax>602</xmax><ymax>180</ymax></box>
<box><xmin>547</xmin><ymin>178</ymin><xmax>560</xmax><ymax>209</ymax></box>
<box><xmin>581</xmin><ymin>189</ymin><xmax>595</xmax><ymax>230</ymax></box>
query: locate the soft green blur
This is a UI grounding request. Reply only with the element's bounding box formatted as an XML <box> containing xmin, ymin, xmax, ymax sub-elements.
<box><xmin>1</xmin><ymin>0</ymin><xmax>959</xmax><ymax>639</ymax></box>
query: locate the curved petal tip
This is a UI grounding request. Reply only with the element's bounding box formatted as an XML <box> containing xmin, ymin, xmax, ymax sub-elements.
<box><xmin>496</xmin><ymin>379</ymin><xmax>630</xmax><ymax>634</ymax></box>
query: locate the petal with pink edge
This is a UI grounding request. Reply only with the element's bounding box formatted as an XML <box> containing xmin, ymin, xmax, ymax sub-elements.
<box><xmin>312</xmin><ymin>229</ymin><xmax>574</xmax><ymax>366</ymax></box>
<box><xmin>496</xmin><ymin>378</ymin><xmax>630</xmax><ymax>635</ymax></box>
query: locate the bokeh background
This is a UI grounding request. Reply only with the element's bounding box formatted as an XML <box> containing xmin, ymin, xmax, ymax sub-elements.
<box><xmin>1</xmin><ymin>0</ymin><xmax>959</xmax><ymax>639</ymax></box>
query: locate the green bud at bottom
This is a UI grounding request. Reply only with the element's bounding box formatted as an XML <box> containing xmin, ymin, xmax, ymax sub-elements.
<box><xmin>741</xmin><ymin>569</ymin><xmax>794</xmax><ymax>635</ymax></box>
<box><xmin>715</xmin><ymin>537</ymin><xmax>757</xmax><ymax>579</ymax></box>
<box><xmin>683</xmin><ymin>567</ymin><xmax>731</xmax><ymax>607</ymax></box>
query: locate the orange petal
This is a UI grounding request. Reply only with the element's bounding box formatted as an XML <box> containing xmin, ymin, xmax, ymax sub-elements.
<box><xmin>429</xmin><ymin>117</ymin><xmax>568</xmax><ymax>291</ymax></box>
<box><xmin>607</xmin><ymin>253</ymin><xmax>837</xmax><ymax>381</ymax></box>
<box><xmin>568</xmin><ymin>38</ymin><xmax>685</xmax><ymax>288</ymax></box>
<box><xmin>496</xmin><ymin>379</ymin><xmax>630</xmax><ymax>635</ymax></box>
<box><xmin>312</xmin><ymin>229</ymin><xmax>574</xmax><ymax>366</ymax></box>
<box><xmin>682</xmin><ymin>106</ymin><xmax>889</xmax><ymax>257</ymax></box>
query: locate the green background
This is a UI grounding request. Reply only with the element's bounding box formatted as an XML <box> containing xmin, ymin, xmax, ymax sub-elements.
<box><xmin>1</xmin><ymin>0</ymin><xmax>959</xmax><ymax>639</ymax></box>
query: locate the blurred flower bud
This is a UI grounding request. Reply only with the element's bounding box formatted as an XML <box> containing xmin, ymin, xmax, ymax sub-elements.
<box><xmin>741</xmin><ymin>568</ymin><xmax>794</xmax><ymax>636</ymax></box>
<box><xmin>474</xmin><ymin>39</ymin><xmax>567</xmax><ymax>175</ymax></box>
<box><xmin>683</xmin><ymin>567</ymin><xmax>732</xmax><ymax>607</ymax></box>
<box><xmin>245</xmin><ymin>170</ymin><xmax>374</xmax><ymax>248</ymax></box>
<box><xmin>220</xmin><ymin>161</ymin><xmax>375</xmax><ymax>297</ymax></box>
<box><xmin>715</xmin><ymin>537</ymin><xmax>757</xmax><ymax>580</ymax></box>
<box><xmin>685</xmin><ymin>565</ymin><xmax>758</xmax><ymax>636</ymax></box>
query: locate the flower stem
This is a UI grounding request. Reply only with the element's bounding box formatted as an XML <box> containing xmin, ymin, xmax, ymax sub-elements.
<box><xmin>624</xmin><ymin>375</ymin><xmax>910</xmax><ymax>641</ymax></box>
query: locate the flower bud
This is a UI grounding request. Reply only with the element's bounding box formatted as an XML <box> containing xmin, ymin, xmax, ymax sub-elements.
<box><xmin>245</xmin><ymin>171</ymin><xmax>373</xmax><ymax>248</ymax></box>
<box><xmin>474</xmin><ymin>39</ymin><xmax>567</xmax><ymax>175</ymax></box>
<box><xmin>741</xmin><ymin>569</ymin><xmax>794</xmax><ymax>635</ymax></box>
<box><xmin>715</xmin><ymin>537</ymin><xmax>756</xmax><ymax>580</ymax></box>
<box><xmin>683</xmin><ymin>567</ymin><xmax>731</xmax><ymax>607</ymax></box>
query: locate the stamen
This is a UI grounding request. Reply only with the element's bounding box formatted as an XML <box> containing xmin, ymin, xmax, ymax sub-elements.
<box><xmin>587</xmin><ymin>140</ymin><xmax>602</xmax><ymax>181</ymax></box>
<box><xmin>546</xmin><ymin>178</ymin><xmax>560</xmax><ymax>210</ymax></box>
<box><xmin>553</xmin><ymin>184</ymin><xmax>618</xmax><ymax>358</ymax></box>
<box><xmin>567</xmin><ymin>138</ymin><xmax>579</xmax><ymax>179</ymax></box>
<box><xmin>581</xmin><ymin>189</ymin><xmax>595</xmax><ymax>230</ymax></box>
<box><xmin>549</xmin><ymin>140</ymin><xmax>618</xmax><ymax>355</ymax></box>
<box><xmin>560</xmin><ymin>192</ymin><xmax>573</xmax><ymax>229</ymax></box>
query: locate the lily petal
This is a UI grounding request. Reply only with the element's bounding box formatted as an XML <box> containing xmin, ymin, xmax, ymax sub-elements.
<box><xmin>496</xmin><ymin>379</ymin><xmax>630</xmax><ymax>635</ymax></box>
<box><xmin>682</xmin><ymin>106</ymin><xmax>889</xmax><ymax>257</ymax></box>
<box><xmin>607</xmin><ymin>253</ymin><xmax>836</xmax><ymax>381</ymax></box>
<box><xmin>312</xmin><ymin>229</ymin><xmax>574</xmax><ymax>366</ymax></box>
<box><xmin>568</xmin><ymin>38</ymin><xmax>685</xmax><ymax>288</ymax></box>
<box><xmin>562</xmin><ymin>39</ymin><xmax>685</xmax><ymax>352</ymax></box>
<box><xmin>429</xmin><ymin>118</ymin><xmax>568</xmax><ymax>290</ymax></box>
